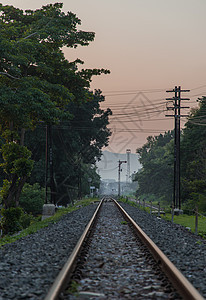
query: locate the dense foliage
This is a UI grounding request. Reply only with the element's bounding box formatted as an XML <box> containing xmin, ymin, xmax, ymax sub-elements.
<box><xmin>19</xmin><ymin>183</ymin><xmax>45</xmax><ymax>215</ymax></box>
<box><xmin>136</xmin><ymin>131</ymin><xmax>174</xmax><ymax>203</ymax></box>
<box><xmin>0</xmin><ymin>3</ymin><xmax>111</xmax><ymax>233</ymax></box>
<box><xmin>136</xmin><ymin>98</ymin><xmax>206</xmax><ymax>212</ymax></box>
<box><xmin>1</xmin><ymin>205</ymin><xmax>35</xmax><ymax>235</ymax></box>
<box><xmin>24</xmin><ymin>91</ymin><xmax>112</xmax><ymax>205</ymax></box>
<box><xmin>180</xmin><ymin>97</ymin><xmax>206</xmax><ymax>211</ymax></box>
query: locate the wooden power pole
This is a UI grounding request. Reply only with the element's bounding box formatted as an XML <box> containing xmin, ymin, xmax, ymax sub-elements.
<box><xmin>45</xmin><ymin>124</ymin><xmax>56</xmax><ymax>205</ymax></box>
<box><xmin>166</xmin><ymin>86</ymin><xmax>190</xmax><ymax>211</ymax></box>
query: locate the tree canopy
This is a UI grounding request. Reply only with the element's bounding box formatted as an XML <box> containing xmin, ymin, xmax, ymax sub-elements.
<box><xmin>135</xmin><ymin>98</ymin><xmax>206</xmax><ymax>212</ymax></box>
<box><xmin>180</xmin><ymin>97</ymin><xmax>206</xmax><ymax>211</ymax></box>
<box><xmin>0</xmin><ymin>3</ymin><xmax>111</xmax><ymax>208</ymax></box>
<box><xmin>136</xmin><ymin>131</ymin><xmax>174</xmax><ymax>203</ymax></box>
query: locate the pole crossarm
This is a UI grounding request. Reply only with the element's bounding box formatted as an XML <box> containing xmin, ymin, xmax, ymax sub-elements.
<box><xmin>165</xmin><ymin>115</ymin><xmax>189</xmax><ymax>118</ymax></box>
<box><xmin>119</xmin><ymin>160</ymin><xmax>127</xmax><ymax>165</ymax></box>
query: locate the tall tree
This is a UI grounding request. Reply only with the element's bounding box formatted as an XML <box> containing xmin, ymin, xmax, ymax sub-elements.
<box><xmin>180</xmin><ymin>97</ymin><xmax>206</xmax><ymax>211</ymax></box>
<box><xmin>0</xmin><ymin>3</ymin><xmax>110</xmax><ymax>207</ymax></box>
<box><xmin>136</xmin><ymin>131</ymin><xmax>174</xmax><ymax>203</ymax></box>
<box><xmin>25</xmin><ymin>89</ymin><xmax>112</xmax><ymax>205</ymax></box>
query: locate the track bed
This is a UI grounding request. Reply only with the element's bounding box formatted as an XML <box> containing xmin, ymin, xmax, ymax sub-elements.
<box><xmin>65</xmin><ymin>200</ymin><xmax>180</xmax><ymax>299</ymax></box>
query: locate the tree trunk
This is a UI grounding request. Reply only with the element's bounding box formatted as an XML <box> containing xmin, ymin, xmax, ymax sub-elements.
<box><xmin>15</xmin><ymin>177</ymin><xmax>27</xmax><ymax>207</ymax></box>
<box><xmin>4</xmin><ymin>175</ymin><xmax>27</xmax><ymax>208</ymax></box>
<box><xmin>4</xmin><ymin>174</ymin><xmax>18</xmax><ymax>208</ymax></box>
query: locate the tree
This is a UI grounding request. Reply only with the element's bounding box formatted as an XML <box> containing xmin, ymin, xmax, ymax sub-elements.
<box><xmin>0</xmin><ymin>3</ymin><xmax>110</xmax><ymax>208</ymax></box>
<box><xmin>180</xmin><ymin>97</ymin><xmax>206</xmax><ymax>211</ymax></box>
<box><xmin>19</xmin><ymin>183</ymin><xmax>44</xmax><ymax>215</ymax></box>
<box><xmin>136</xmin><ymin>131</ymin><xmax>174</xmax><ymax>203</ymax></box>
<box><xmin>24</xmin><ymin>89</ymin><xmax>112</xmax><ymax>205</ymax></box>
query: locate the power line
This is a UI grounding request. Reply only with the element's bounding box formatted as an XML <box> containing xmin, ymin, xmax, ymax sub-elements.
<box><xmin>110</xmin><ymin>117</ymin><xmax>170</xmax><ymax>123</ymax></box>
<box><xmin>101</xmin><ymin>98</ymin><xmax>166</xmax><ymax>106</ymax></box>
<box><xmin>101</xmin><ymin>83</ymin><xmax>206</xmax><ymax>96</ymax></box>
<box><xmin>186</xmin><ymin>119</ymin><xmax>206</xmax><ymax>126</ymax></box>
<box><xmin>104</xmin><ymin>91</ymin><xmax>165</xmax><ymax>97</ymax></box>
<box><xmin>109</xmin><ymin>129</ymin><xmax>168</xmax><ymax>133</ymax></box>
<box><xmin>103</xmin><ymin>88</ymin><xmax>166</xmax><ymax>95</ymax></box>
<box><xmin>98</xmin><ymin>166</ymin><xmax>118</xmax><ymax>172</ymax></box>
<box><xmin>190</xmin><ymin>84</ymin><xmax>206</xmax><ymax>90</ymax></box>
<box><xmin>111</xmin><ymin>109</ymin><xmax>167</xmax><ymax>117</ymax></box>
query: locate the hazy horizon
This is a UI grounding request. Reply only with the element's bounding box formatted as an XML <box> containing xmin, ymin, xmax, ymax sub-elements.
<box><xmin>97</xmin><ymin>150</ymin><xmax>141</xmax><ymax>181</ymax></box>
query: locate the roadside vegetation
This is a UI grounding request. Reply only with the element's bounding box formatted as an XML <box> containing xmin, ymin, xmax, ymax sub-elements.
<box><xmin>134</xmin><ymin>98</ymin><xmax>206</xmax><ymax>216</ymax></box>
<box><xmin>0</xmin><ymin>198</ymin><xmax>99</xmax><ymax>247</ymax></box>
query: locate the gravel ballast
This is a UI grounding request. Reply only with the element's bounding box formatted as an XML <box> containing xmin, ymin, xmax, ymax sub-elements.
<box><xmin>0</xmin><ymin>201</ymin><xmax>206</xmax><ymax>299</ymax></box>
<box><xmin>120</xmin><ymin>202</ymin><xmax>206</xmax><ymax>298</ymax></box>
<box><xmin>67</xmin><ymin>201</ymin><xmax>179</xmax><ymax>299</ymax></box>
<box><xmin>0</xmin><ymin>204</ymin><xmax>98</xmax><ymax>300</ymax></box>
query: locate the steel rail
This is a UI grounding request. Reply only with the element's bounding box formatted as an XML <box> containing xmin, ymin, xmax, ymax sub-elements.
<box><xmin>44</xmin><ymin>198</ymin><xmax>104</xmax><ymax>300</ymax></box>
<box><xmin>114</xmin><ymin>199</ymin><xmax>204</xmax><ymax>300</ymax></box>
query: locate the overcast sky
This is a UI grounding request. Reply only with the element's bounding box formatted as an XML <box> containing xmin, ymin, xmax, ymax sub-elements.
<box><xmin>2</xmin><ymin>0</ymin><xmax>206</xmax><ymax>153</ymax></box>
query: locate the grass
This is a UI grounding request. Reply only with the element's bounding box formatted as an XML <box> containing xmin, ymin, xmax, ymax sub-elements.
<box><xmin>66</xmin><ymin>280</ymin><xmax>80</xmax><ymax>296</ymax></box>
<box><xmin>120</xmin><ymin>220</ymin><xmax>128</xmax><ymax>225</ymax></box>
<box><xmin>119</xmin><ymin>197</ymin><xmax>206</xmax><ymax>238</ymax></box>
<box><xmin>0</xmin><ymin>198</ymin><xmax>99</xmax><ymax>247</ymax></box>
<box><xmin>162</xmin><ymin>213</ymin><xmax>206</xmax><ymax>237</ymax></box>
<box><xmin>119</xmin><ymin>197</ymin><xmax>151</xmax><ymax>213</ymax></box>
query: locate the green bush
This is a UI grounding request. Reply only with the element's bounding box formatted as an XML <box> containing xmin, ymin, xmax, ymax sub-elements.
<box><xmin>183</xmin><ymin>192</ymin><xmax>206</xmax><ymax>213</ymax></box>
<box><xmin>20</xmin><ymin>213</ymin><xmax>34</xmax><ymax>229</ymax></box>
<box><xmin>1</xmin><ymin>207</ymin><xmax>23</xmax><ymax>234</ymax></box>
<box><xmin>0</xmin><ymin>207</ymin><xmax>35</xmax><ymax>234</ymax></box>
<box><xmin>19</xmin><ymin>183</ymin><xmax>45</xmax><ymax>215</ymax></box>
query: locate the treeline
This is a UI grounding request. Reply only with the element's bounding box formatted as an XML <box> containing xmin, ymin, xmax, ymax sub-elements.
<box><xmin>0</xmin><ymin>2</ymin><xmax>111</xmax><ymax>229</ymax></box>
<box><xmin>25</xmin><ymin>89</ymin><xmax>111</xmax><ymax>206</ymax></box>
<box><xmin>136</xmin><ymin>97</ymin><xmax>206</xmax><ymax>212</ymax></box>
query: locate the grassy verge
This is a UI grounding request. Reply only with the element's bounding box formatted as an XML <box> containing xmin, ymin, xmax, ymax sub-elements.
<box><xmin>162</xmin><ymin>213</ymin><xmax>206</xmax><ymax>238</ymax></box>
<box><xmin>119</xmin><ymin>197</ymin><xmax>206</xmax><ymax>238</ymax></box>
<box><xmin>119</xmin><ymin>197</ymin><xmax>151</xmax><ymax>214</ymax></box>
<box><xmin>0</xmin><ymin>198</ymin><xmax>99</xmax><ymax>247</ymax></box>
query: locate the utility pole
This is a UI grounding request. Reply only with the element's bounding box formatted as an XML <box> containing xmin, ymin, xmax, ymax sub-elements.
<box><xmin>45</xmin><ymin>125</ymin><xmax>48</xmax><ymax>204</ymax></box>
<box><xmin>166</xmin><ymin>86</ymin><xmax>190</xmax><ymax>211</ymax></box>
<box><xmin>47</xmin><ymin>125</ymin><xmax>56</xmax><ymax>205</ymax></box>
<box><xmin>118</xmin><ymin>160</ymin><xmax>127</xmax><ymax>198</ymax></box>
<box><xmin>126</xmin><ymin>149</ymin><xmax>131</xmax><ymax>184</ymax></box>
<box><xmin>42</xmin><ymin>125</ymin><xmax>56</xmax><ymax>221</ymax></box>
<box><xmin>77</xmin><ymin>157</ymin><xmax>82</xmax><ymax>199</ymax></box>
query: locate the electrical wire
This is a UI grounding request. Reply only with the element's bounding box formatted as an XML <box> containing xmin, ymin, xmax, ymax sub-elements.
<box><xmin>98</xmin><ymin>166</ymin><xmax>118</xmax><ymax>172</ymax></box>
<box><xmin>103</xmin><ymin>88</ymin><xmax>167</xmax><ymax>95</ymax></box>
<box><xmin>38</xmin><ymin>84</ymin><xmax>206</xmax><ymax>143</ymax></box>
<box><xmin>110</xmin><ymin>115</ymin><xmax>169</xmax><ymax>123</ymax></box>
<box><xmin>101</xmin><ymin>99</ymin><xmax>167</xmax><ymax>107</ymax></box>
<box><xmin>186</xmin><ymin>119</ymin><xmax>206</xmax><ymax>126</ymax></box>
<box><xmin>102</xmin><ymin>83</ymin><xmax>206</xmax><ymax>95</ymax></box>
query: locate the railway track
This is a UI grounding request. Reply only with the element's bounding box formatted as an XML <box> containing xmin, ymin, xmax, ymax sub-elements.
<box><xmin>45</xmin><ymin>197</ymin><xmax>204</xmax><ymax>300</ymax></box>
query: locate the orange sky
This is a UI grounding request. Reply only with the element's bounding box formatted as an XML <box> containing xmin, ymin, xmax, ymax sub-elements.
<box><xmin>2</xmin><ymin>0</ymin><xmax>206</xmax><ymax>153</ymax></box>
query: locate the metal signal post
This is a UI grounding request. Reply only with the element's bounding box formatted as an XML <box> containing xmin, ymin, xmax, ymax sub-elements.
<box><xmin>118</xmin><ymin>160</ymin><xmax>127</xmax><ymax>198</ymax></box>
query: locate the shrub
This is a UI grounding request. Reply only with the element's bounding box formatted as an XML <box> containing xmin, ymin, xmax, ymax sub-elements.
<box><xmin>19</xmin><ymin>183</ymin><xmax>45</xmax><ymax>215</ymax></box>
<box><xmin>1</xmin><ymin>207</ymin><xmax>23</xmax><ymax>234</ymax></box>
<box><xmin>20</xmin><ymin>213</ymin><xmax>34</xmax><ymax>229</ymax></box>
